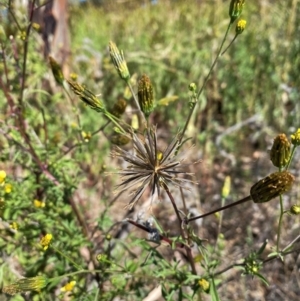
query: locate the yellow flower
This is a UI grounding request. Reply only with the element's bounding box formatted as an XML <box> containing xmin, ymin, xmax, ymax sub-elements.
<box><xmin>10</xmin><ymin>222</ymin><xmax>18</xmax><ymax>230</ymax></box>
<box><xmin>236</xmin><ymin>19</ymin><xmax>247</xmax><ymax>34</ymax></box>
<box><xmin>290</xmin><ymin>204</ymin><xmax>300</xmax><ymax>215</ymax></box>
<box><xmin>81</xmin><ymin>131</ymin><xmax>92</xmax><ymax>142</ymax></box>
<box><xmin>198</xmin><ymin>278</ymin><xmax>210</xmax><ymax>292</ymax></box>
<box><xmin>40</xmin><ymin>234</ymin><xmax>53</xmax><ymax>250</ymax></box>
<box><xmin>34</xmin><ymin>199</ymin><xmax>45</xmax><ymax>208</ymax></box>
<box><xmin>0</xmin><ymin>170</ymin><xmax>6</xmax><ymax>184</ymax></box>
<box><xmin>61</xmin><ymin>281</ymin><xmax>76</xmax><ymax>292</ymax></box>
<box><xmin>4</xmin><ymin>183</ymin><xmax>12</xmax><ymax>193</ymax></box>
<box><xmin>70</xmin><ymin>72</ymin><xmax>78</xmax><ymax>81</ymax></box>
<box><xmin>222</xmin><ymin>176</ymin><xmax>231</xmax><ymax>198</ymax></box>
<box><xmin>291</xmin><ymin>128</ymin><xmax>300</xmax><ymax>146</ymax></box>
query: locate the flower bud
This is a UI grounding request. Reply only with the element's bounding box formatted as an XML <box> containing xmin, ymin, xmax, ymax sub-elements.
<box><xmin>291</xmin><ymin>128</ymin><xmax>300</xmax><ymax>146</ymax></box>
<box><xmin>290</xmin><ymin>204</ymin><xmax>300</xmax><ymax>215</ymax></box>
<box><xmin>236</xmin><ymin>19</ymin><xmax>246</xmax><ymax>34</ymax></box>
<box><xmin>270</xmin><ymin>134</ymin><xmax>291</xmax><ymax>168</ymax></box>
<box><xmin>250</xmin><ymin>171</ymin><xmax>294</xmax><ymax>203</ymax></box>
<box><xmin>67</xmin><ymin>80</ymin><xmax>104</xmax><ymax>112</ymax></box>
<box><xmin>110</xmin><ymin>98</ymin><xmax>127</xmax><ymax>118</ymax></box>
<box><xmin>229</xmin><ymin>0</ymin><xmax>245</xmax><ymax>23</ymax></box>
<box><xmin>138</xmin><ymin>74</ymin><xmax>154</xmax><ymax>117</ymax></box>
<box><xmin>49</xmin><ymin>56</ymin><xmax>64</xmax><ymax>85</ymax></box>
<box><xmin>109</xmin><ymin>41</ymin><xmax>130</xmax><ymax>81</ymax></box>
<box><xmin>111</xmin><ymin>133</ymin><xmax>130</xmax><ymax>146</ymax></box>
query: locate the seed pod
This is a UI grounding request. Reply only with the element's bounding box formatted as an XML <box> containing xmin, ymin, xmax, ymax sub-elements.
<box><xmin>270</xmin><ymin>133</ymin><xmax>290</xmax><ymax>168</ymax></box>
<box><xmin>138</xmin><ymin>74</ymin><xmax>154</xmax><ymax>117</ymax></box>
<box><xmin>250</xmin><ymin>171</ymin><xmax>294</xmax><ymax>203</ymax></box>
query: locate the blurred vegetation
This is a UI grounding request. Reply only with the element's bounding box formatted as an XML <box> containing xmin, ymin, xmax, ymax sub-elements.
<box><xmin>0</xmin><ymin>0</ymin><xmax>300</xmax><ymax>300</ymax></box>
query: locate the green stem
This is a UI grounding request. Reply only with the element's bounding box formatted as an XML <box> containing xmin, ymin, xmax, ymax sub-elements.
<box><xmin>126</xmin><ymin>80</ymin><xmax>147</xmax><ymax>126</ymax></box>
<box><xmin>276</xmin><ymin>195</ymin><xmax>284</xmax><ymax>252</ymax></box>
<box><xmin>187</xmin><ymin>195</ymin><xmax>252</xmax><ymax>223</ymax></box>
<box><xmin>51</xmin><ymin>245</ymin><xmax>83</xmax><ymax>271</ymax></box>
<box><xmin>221</xmin><ymin>34</ymin><xmax>238</xmax><ymax>56</ymax></box>
<box><xmin>180</xmin><ymin>20</ymin><xmax>232</xmax><ymax>142</ymax></box>
<box><xmin>285</xmin><ymin>145</ymin><xmax>296</xmax><ymax>170</ymax></box>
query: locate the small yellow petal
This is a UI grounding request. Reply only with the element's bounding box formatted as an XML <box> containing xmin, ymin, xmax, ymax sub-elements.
<box><xmin>4</xmin><ymin>183</ymin><xmax>12</xmax><ymax>193</ymax></box>
<box><xmin>0</xmin><ymin>170</ymin><xmax>7</xmax><ymax>184</ymax></box>
<box><xmin>61</xmin><ymin>281</ymin><xmax>76</xmax><ymax>292</ymax></box>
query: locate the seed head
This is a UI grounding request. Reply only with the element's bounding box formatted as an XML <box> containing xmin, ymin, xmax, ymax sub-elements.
<box><xmin>229</xmin><ymin>0</ymin><xmax>245</xmax><ymax>23</ymax></box>
<box><xmin>250</xmin><ymin>171</ymin><xmax>294</xmax><ymax>203</ymax></box>
<box><xmin>291</xmin><ymin>128</ymin><xmax>300</xmax><ymax>146</ymax></box>
<box><xmin>109</xmin><ymin>41</ymin><xmax>130</xmax><ymax>81</ymax></box>
<box><xmin>236</xmin><ymin>19</ymin><xmax>247</xmax><ymax>34</ymax></box>
<box><xmin>113</xmin><ymin>127</ymin><xmax>193</xmax><ymax>210</ymax></box>
<box><xmin>67</xmin><ymin>80</ymin><xmax>104</xmax><ymax>112</ymax></box>
<box><xmin>138</xmin><ymin>74</ymin><xmax>154</xmax><ymax>117</ymax></box>
<box><xmin>270</xmin><ymin>133</ymin><xmax>291</xmax><ymax>168</ymax></box>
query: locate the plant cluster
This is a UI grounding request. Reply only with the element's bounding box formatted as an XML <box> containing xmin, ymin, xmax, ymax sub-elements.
<box><xmin>0</xmin><ymin>0</ymin><xmax>300</xmax><ymax>300</ymax></box>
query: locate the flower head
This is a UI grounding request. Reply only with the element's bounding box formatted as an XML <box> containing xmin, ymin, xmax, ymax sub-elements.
<box><xmin>110</xmin><ymin>98</ymin><xmax>127</xmax><ymax>118</ymax></box>
<box><xmin>250</xmin><ymin>171</ymin><xmax>294</xmax><ymax>203</ymax></box>
<box><xmin>290</xmin><ymin>204</ymin><xmax>300</xmax><ymax>215</ymax></box>
<box><xmin>113</xmin><ymin>127</ymin><xmax>194</xmax><ymax>209</ymax></box>
<box><xmin>0</xmin><ymin>170</ymin><xmax>6</xmax><ymax>184</ymax></box>
<box><xmin>138</xmin><ymin>74</ymin><xmax>154</xmax><ymax>117</ymax></box>
<box><xmin>10</xmin><ymin>221</ymin><xmax>18</xmax><ymax>230</ymax></box>
<box><xmin>2</xmin><ymin>276</ymin><xmax>48</xmax><ymax>295</ymax></box>
<box><xmin>270</xmin><ymin>133</ymin><xmax>291</xmax><ymax>168</ymax></box>
<box><xmin>109</xmin><ymin>41</ymin><xmax>130</xmax><ymax>81</ymax></box>
<box><xmin>61</xmin><ymin>281</ymin><xmax>76</xmax><ymax>292</ymax></box>
<box><xmin>4</xmin><ymin>183</ymin><xmax>12</xmax><ymax>194</ymax></box>
<box><xmin>34</xmin><ymin>199</ymin><xmax>45</xmax><ymax>208</ymax></box>
<box><xmin>198</xmin><ymin>278</ymin><xmax>210</xmax><ymax>293</ymax></box>
<box><xmin>291</xmin><ymin>128</ymin><xmax>300</xmax><ymax>146</ymax></box>
<box><xmin>236</xmin><ymin>19</ymin><xmax>247</xmax><ymax>34</ymax></box>
<box><xmin>40</xmin><ymin>233</ymin><xmax>53</xmax><ymax>250</ymax></box>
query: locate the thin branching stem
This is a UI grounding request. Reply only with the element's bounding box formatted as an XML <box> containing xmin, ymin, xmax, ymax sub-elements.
<box><xmin>180</xmin><ymin>20</ymin><xmax>232</xmax><ymax>142</ymax></box>
<box><xmin>187</xmin><ymin>195</ymin><xmax>252</xmax><ymax>223</ymax></box>
<box><xmin>276</xmin><ymin>194</ymin><xmax>284</xmax><ymax>252</ymax></box>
